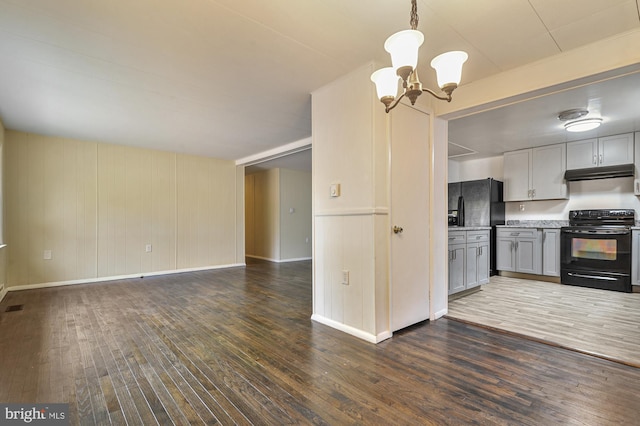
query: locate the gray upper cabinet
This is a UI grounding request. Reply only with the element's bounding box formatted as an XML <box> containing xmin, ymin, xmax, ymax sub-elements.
<box><xmin>503</xmin><ymin>150</ymin><xmax>531</xmax><ymax>202</ymax></box>
<box><xmin>566</xmin><ymin>133</ymin><xmax>634</xmax><ymax>170</ymax></box>
<box><xmin>503</xmin><ymin>143</ymin><xmax>567</xmax><ymax>202</ymax></box>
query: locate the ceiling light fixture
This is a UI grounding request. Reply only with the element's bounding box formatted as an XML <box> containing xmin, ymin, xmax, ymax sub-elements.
<box><xmin>557</xmin><ymin>108</ymin><xmax>589</xmax><ymax>122</ymax></box>
<box><xmin>370</xmin><ymin>0</ymin><xmax>468</xmax><ymax>113</ymax></box>
<box><xmin>564</xmin><ymin>118</ymin><xmax>603</xmax><ymax>132</ymax></box>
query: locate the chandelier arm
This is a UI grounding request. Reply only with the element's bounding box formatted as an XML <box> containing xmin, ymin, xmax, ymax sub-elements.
<box><xmin>422</xmin><ymin>88</ymin><xmax>452</xmax><ymax>102</ymax></box>
<box><xmin>385</xmin><ymin>91</ymin><xmax>407</xmax><ymax>113</ymax></box>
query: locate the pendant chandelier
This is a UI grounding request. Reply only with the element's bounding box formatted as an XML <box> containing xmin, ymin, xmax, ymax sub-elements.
<box><xmin>371</xmin><ymin>0</ymin><xmax>468</xmax><ymax>113</ymax></box>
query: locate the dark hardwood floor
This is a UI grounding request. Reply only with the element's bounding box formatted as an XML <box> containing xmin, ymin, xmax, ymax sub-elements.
<box><xmin>1</xmin><ymin>258</ymin><xmax>640</xmax><ymax>425</ymax></box>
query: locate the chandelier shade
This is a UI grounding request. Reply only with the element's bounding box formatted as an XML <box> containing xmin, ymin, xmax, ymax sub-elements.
<box><xmin>384</xmin><ymin>30</ymin><xmax>424</xmax><ymax>74</ymax></box>
<box><xmin>370</xmin><ymin>67</ymin><xmax>399</xmax><ymax>100</ymax></box>
<box><xmin>430</xmin><ymin>51</ymin><xmax>468</xmax><ymax>89</ymax></box>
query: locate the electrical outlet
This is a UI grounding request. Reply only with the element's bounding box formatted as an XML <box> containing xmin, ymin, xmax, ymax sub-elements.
<box><xmin>519</xmin><ymin>204</ymin><xmax>525</xmax><ymax>211</ymax></box>
<box><xmin>145</xmin><ymin>244</ymin><xmax>152</xmax><ymax>253</ymax></box>
<box><xmin>43</xmin><ymin>250</ymin><xmax>52</xmax><ymax>260</ymax></box>
<box><xmin>342</xmin><ymin>270</ymin><xmax>350</xmax><ymax>285</ymax></box>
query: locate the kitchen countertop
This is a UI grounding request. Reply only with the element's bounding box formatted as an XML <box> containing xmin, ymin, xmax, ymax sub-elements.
<box><xmin>497</xmin><ymin>220</ymin><xmax>568</xmax><ymax>229</ymax></box>
<box><xmin>448</xmin><ymin>226</ymin><xmax>491</xmax><ymax>231</ymax></box>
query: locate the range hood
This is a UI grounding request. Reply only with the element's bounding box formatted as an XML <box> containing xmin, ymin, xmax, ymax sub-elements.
<box><xmin>564</xmin><ymin>163</ymin><xmax>635</xmax><ymax>181</ymax></box>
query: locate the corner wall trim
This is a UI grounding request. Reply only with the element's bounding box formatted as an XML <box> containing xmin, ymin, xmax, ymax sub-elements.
<box><xmin>6</xmin><ymin>263</ymin><xmax>246</xmax><ymax>292</ymax></box>
<box><xmin>311</xmin><ymin>314</ymin><xmax>392</xmax><ymax>344</ymax></box>
<box><xmin>433</xmin><ymin>308</ymin><xmax>448</xmax><ymax>320</ymax></box>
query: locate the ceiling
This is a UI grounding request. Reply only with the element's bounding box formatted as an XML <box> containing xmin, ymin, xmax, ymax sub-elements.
<box><xmin>0</xmin><ymin>0</ymin><xmax>639</xmax><ymax>161</ymax></box>
<box><xmin>448</xmin><ymin>70</ymin><xmax>640</xmax><ymax>160</ymax></box>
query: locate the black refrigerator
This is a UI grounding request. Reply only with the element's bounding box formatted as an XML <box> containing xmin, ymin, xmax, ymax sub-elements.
<box><xmin>448</xmin><ymin>178</ymin><xmax>505</xmax><ymax>276</ymax></box>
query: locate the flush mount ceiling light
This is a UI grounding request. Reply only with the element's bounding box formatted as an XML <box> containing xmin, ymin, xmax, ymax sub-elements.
<box><xmin>564</xmin><ymin>118</ymin><xmax>603</xmax><ymax>132</ymax></box>
<box><xmin>557</xmin><ymin>108</ymin><xmax>589</xmax><ymax>121</ymax></box>
<box><xmin>557</xmin><ymin>108</ymin><xmax>602</xmax><ymax>132</ymax></box>
<box><xmin>370</xmin><ymin>0</ymin><xmax>468</xmax><ymax>113</ymax></box>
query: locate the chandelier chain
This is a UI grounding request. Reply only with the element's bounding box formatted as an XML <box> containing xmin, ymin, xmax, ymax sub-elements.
<box><xmin>410</xmin><ymin>0</ymin><xmax>419</xmax><ymax>30</ymax></box>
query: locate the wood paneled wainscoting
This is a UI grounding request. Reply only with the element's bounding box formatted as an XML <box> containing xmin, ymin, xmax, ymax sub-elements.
<box><xmin>1</xmin><ymin>259</ymin><xmax>639</xmax><ymax>424</ymax></box>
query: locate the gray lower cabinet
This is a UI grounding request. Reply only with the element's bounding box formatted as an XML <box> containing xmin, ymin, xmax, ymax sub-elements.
<box><xmin>632</xmin><ymin>230</ymin><xmax>640</xmax><ymax>287</ymax></box>
<box><xmin>542</xmin><ymin>228</ymin><xmax>561</xmax><ymax>277</ymax></box>
<box><xmin>496</xmin><ymin>228</ymin><xmax>542</xmax><ymax>275</ymax></box>
<box><xmin>449</xmin><ymin>230</ymin><xmax>490</xmax><ymax>295</ymax></box>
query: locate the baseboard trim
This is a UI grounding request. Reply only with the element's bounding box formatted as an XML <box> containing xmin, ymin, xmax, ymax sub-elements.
<box><xmin>246</xmin><ymin>255</ymin><xmax>312</xmax><ymax>263</ymax></box>
<box><xmin>311</xmin><ymin>314</ymin><xmax>392</xmax><ymax>344</ymax></box>
<box><xmin>6</xmin><ymin>263</ymin><xmax>246</xmax><ymax>292</ymax></box>
<box><xmin>0</xmin><ymin>285</ymin><xmax>7</xmax><ymax>303</ymax></box>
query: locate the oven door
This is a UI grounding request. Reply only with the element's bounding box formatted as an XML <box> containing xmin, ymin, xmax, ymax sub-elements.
<box><xmin>560</xmin><ymin>227</ymin><xmax>631</xmax><ymax>292</ymax></box>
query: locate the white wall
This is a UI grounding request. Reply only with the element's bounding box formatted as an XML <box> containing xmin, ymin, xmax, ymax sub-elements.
<box><xmin>506</xmin><ymin>177</ymin><xmax>640</xmax><ymax>220</ymax></box>
<box><xmin>312</xmin><ymin>62</ymin><xmax>391</xmax><ymax>343</ymax></box>
<box><xmin>279</xmin><ymin>169</ymin><xmax>312</xmax><ymax>261</ymax></box>
<box><xmin>454</xmin><ymin>156</ymin><xmax>640</xmax><ymax>221</ymax></box>
<box><xmin>448</xmin><ymin>156</ymin><xmax>503</xmax><ymax>182</ymax></box>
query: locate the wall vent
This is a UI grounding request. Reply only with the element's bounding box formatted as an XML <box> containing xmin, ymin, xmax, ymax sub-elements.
<box><xmin>5</xmin><ymin>305</ymin><xmax>23</xmax><ymax>312</ymax></box>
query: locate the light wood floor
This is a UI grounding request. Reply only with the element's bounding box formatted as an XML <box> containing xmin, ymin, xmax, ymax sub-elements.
<box><xmin>447</xmin><ymin>275</ymin><xmax>640</xmax><ymax>367</ymax></box>
<box><xmin>2</xmin><ymin>260</ymin><xmax>640</xmax><ymax>425</ymax></box>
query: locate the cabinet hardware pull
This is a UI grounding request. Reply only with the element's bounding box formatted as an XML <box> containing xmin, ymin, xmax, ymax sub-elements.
<box><xmin>599</xmin><ymin>154</ymin><xmax>603</xmax><ymax>164</ymax></box>
<box><xmin>593</xmin><ymin>154</ymin><xmax>597</xmax><ymax>164</ymax></box>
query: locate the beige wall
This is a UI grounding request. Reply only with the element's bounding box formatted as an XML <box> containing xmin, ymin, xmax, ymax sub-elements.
<box><xmin>245</xmin><ymin>168</ymin><xmax>312</xmax><ymax>262</ymax></box>
<box><xmin>4</xmin><ymin>131</ymin><xmax>242</xmax><ymax>289</ymax></box>
<box><xmin>245</xmin><ymin>169</ymin><xmax>280</xmax><ymax>260</ymax></box>
<box><xmin>0</xmin><ymin>119</ymin><xmax>5</xmax><ymax>301</ymax></box>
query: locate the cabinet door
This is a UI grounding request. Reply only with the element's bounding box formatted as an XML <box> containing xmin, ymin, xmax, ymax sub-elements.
<box><xmin>635</xmin><ymin>132</ymin><xmax>640</xmax><ymax>195</ymax></box>
<box><xmin>542</xmin><ymin>229</ymin><xmax>560</xmax><ymax>277</ymax></box>
<box><xmin>476</xmin><ymin>241</ymin><xmax>490</xmax><ymax>285</ymax></box>
<box><xmin>449</xmin><ymin>245</ymin><xmax>466</xmax><ymax>295</ymax></box>
<box><xmin>503</xmin><ymin>150</ymin><xmax>532</xmax><ymax>202</ymax></box>
<box><xmin>496</xmin><ymin>237</ymin><xmax>515</xmax><ymax>271</ymax></box>
<box><xmin>532</xmin><ymin>144</ymin><xmax>567</xmax><ymax>200</ymax></box>
<box><xmin>465</xmin><ymin>243</ymin><xmax>479</xmax><ymax>289</ymax></box>
<box><xmin>598</xmin><ymin>133</ymin><xmax>634</xmax><ymax>167</ymax></box>
<box><xmin>515</xmin><ymin>237</ymin><xmax>542</xmax><ymax>274</ymax></box>
<box><xmin>566</xmin><ymin>139</ymin><xmax>597</xmax><ymax>170</ymax></box>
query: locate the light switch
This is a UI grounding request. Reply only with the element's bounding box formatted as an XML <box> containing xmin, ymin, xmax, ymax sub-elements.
<box><xmin>44</xmin><ymin>250</ymin><xmax>52</xmax><ymax>260</ymax></box>
<box><xmin>330</xmin><ymin>183</ymin><xmax>341</xmax><ymax>198</ymax></box>
<box><xmin>145</xmin><ymin>244</ymin><xmax>152</xmax><ymax>253</ymax></box>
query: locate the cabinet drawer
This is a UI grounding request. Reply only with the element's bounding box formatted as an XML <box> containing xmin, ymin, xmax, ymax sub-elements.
<box><xmin>448</xmin><ymin>231</ymin><xmax>466</xmax><ymax>244</ymax></box>
<box><xmin>497</xmin><ymin>228</ymin><xmax>538</xmax><ymax>239</ymax></box>
<box><xmin>467</xmin><ymin>231</ymin><xmax>489</xmax><ymax>243</ymax></box>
